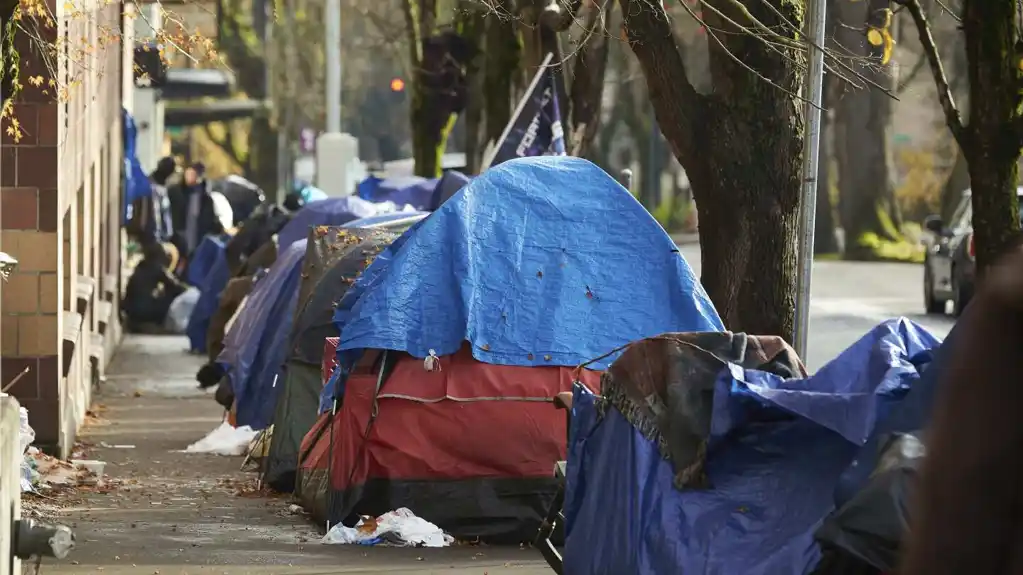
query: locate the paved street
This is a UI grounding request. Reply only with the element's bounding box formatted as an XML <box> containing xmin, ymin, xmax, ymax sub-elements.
<box><xmin>677</xmin><ymin>245</ymin><xmax>954</xmax><ymax>370</ymax></box>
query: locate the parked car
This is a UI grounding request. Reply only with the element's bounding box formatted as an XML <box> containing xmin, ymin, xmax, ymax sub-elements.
<box><xmin>922</xmin><ymin>187</ymin><xmax>1023</xmax><ymax>316</ymax></box>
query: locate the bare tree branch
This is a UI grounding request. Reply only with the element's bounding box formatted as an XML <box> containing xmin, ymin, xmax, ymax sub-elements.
<box><xmin>893</xmin><ymin>0</ymin><xmax>964</xmax><ymax>145</ymax></box>
<box><xmin>617</xmin><ymin>0</ymin><xmax>705</xmax><ymax>164</ymax></box>
<box><xmin>896</xmin><ymin>51</ymin><xmax>928</xmax><ymax>93</ymax></box>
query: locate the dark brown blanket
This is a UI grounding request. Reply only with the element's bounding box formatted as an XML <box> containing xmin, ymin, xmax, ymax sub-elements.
<box><xmin>900</xmin><ymin>244</ymin><xmax>1023</xmax><ymax>575</ymax></box>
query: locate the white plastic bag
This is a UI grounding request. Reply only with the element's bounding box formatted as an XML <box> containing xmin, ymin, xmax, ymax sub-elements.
<box><xmin>165</xmin><ymin>287</ymin><xmax>200</xmax><ymax>334</ymax></box>
<box><xmin>184</xmin><ymin>422</ymin><xmax>257</xmax><ymax>456</ymax></box>
<box><xmin>18</xmin><ymin>406</ymin><xmax>34</xmax><ymax>454</ymax></box>
<box><xmin>322</xmin><ymin>508</ymin><xmax>453</xmax><ymax>547</ymax></box>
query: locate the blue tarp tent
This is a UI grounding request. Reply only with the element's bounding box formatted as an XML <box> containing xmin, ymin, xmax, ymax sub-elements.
<box><xmin>186</xmin><ymin>198</ymin><xmax>399</xmax><ymax>354</ymax></box>
<box><xmin>185</xmin><ymin>249</ymin><xmax>231</xmax><ymax>353</ymax></box>
<box><xmin>356</xmin><ymin>175</ymin><xmax>383</xmax><ymax>201</ymax></box>
<box><xmin>218</xmin><ymin>240</ymin><xmax>307</xmax><ymax>428</ymax></box>
<box><xmin>320</xmin><ymin>156</ymin><xmax>724</xmax><ymax>410</ymax></box>
<box><xmin>122</xmin><ymin>109</ymin><xmax>151</xmax><ymax>223</ymax></box>
<box><xmin>563</xmin><ymin>318</ymin><xmax>941</xmax><ymax>575</ymax></box>
<box><xmin>357</xmin><ymin>176</ymin><xmax>439</xmax><ymax>210</ymax></box>
<box><xmin>186</xmin><ymin>235</ymin><xmax>228</xmax><ymax>287</ymax></box>
<box><xmin>277</xmin><ymin>196</ymin><xmax>412</xmax><ymax>250</ymax></box>
<box><xmin>429</xmin><ymin>171</ymin><xmax>470</xmax><ymax>211</ymax></box>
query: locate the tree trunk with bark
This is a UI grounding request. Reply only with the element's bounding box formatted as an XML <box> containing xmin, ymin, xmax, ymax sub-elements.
<box><xmin>403</xmin><ymin>0</ymin><xmax>474</xmax><ymax>178</ymax></box>
<box><xmin>566</xmin><ymin>0</ymin><xmax>611</xmax><ymax>157</ymax></box>
<box><xmin>216</xmin><ymin>0</ymin><xmax>278</xmax><ymax>189</ymax></box>
<box><xmin>619</xmin><ymin>0</ymin><xmax>803</xmax><ymax>338</ymax></box>
<box><xmin>834</xmin><ymin>0</ymin><xmax>901</xmax><ymax>259</ymax></box>
<box><xmin>961</xmin><ymin>0</ymin><xmax>1020</xmax><ymax>270</ymax></box>
<box><xmin>482</xmin><ymin>8</ymin><xmax>520</xmax><ymax>148</ymax></box>
<box><xmin>457</xmin><ymin>3</ymin><xmax>487</xmax><ymax>173</ymax></box>
<box><xmin>900</xmin><ymin>0</ymin><xmax>1021</xmax><ymax>272</ymax></box>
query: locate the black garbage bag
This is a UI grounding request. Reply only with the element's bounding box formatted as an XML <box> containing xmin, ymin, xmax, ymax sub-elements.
<box><xmin>814</xmin><ymin>433</ymin><xmax>924</xmax><ymax>573</ymax></box>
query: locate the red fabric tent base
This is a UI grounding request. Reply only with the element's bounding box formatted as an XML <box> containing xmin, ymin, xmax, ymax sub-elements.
<box><xmin>331</xmin><ymin>345</ymin><xmax>601</xmax><ymax>486</ymax></box>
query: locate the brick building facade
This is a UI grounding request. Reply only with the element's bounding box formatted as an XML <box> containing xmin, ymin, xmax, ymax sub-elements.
<box><xmin>1</xmin><ymin>0</ymin><xmax>125</xmax><ymax>456</ymax></box>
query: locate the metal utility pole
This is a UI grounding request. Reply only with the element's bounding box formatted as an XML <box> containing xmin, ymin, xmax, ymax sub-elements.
<box><xmin>325</xmin><ymin>0</ymin><xmax>342</xmax><ymax>132</ymax></box>
<box><xmin>793</xmin><ymin>0</ymin><xmax>828</xmax><ymax>359</ymax></box>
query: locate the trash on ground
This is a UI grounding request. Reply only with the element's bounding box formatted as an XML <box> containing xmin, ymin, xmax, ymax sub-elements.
<box><xmin>21</xmin><ymin>449</ymin><xmax>106</xmax><ymax>492</ymax></box>
<box><xmin>70</xmin><ymin>460</ymin><xmax>106</xmax><ymax>484</ymax></box>
<box><xmin>184</xmin><ymin>422</ymin><xmax>257</xmax><ymax>456</ymax></box>
<box><xmin>322</xmin><ymin>508</ymin><xmax>453</xmax><ymax>547</ymax></box>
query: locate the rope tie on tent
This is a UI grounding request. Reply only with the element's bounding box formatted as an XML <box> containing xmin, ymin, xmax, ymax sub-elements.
<box><xmin>571</xmin><ymin>335</ymin><xmax>733</xmax><ymax>381</ymax></box>
<box><xmin>423</xmin><ymin>349</ymin><xmax>441</xmax><ymax>372</ymax></box>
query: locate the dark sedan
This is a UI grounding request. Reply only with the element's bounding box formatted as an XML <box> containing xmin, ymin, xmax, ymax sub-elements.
<box><xmin>923</xmin><ymin>187</ymin><xmax>1023</xmax><ymax>316</ymax></box>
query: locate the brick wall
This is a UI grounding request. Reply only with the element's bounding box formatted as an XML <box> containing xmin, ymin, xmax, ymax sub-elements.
<box><xmin>0</xmin><ymin>0</ymin><xmax>125</xmax><ymax>456</ymax></box>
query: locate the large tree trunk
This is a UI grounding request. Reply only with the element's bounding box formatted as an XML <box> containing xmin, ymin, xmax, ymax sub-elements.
<box><xmin>835</xmin><ymin>0</ymin><xmax>901</xmax><ymax>259</ymax></box>
<box><xmin>483</xmin><ymin>11</ymin><xmax>520</xmax><ymax>147</ymax></box>
<box><xmin>960</xmin><ymin>0</ymin><xmax>1020</xmax><ymax>271</ymax></box>
<box><xmin>566</xmin><ymin>0</ymin><xmax>611</xmax><ymax>157</ymax></box>
<box><xmin>457</xmin><ymin>3</ymin><xmax>487</xmax><ymax>173</ymax></box>
<box><xmin>619</xmin><ymin>0</ymin><xmax>803</xmax><ymax>338</ymax></box>
<box><xmin>902</xmin><ymin>0</ymin><xmax>1020</xmax><ymax>272</ymax></box>
<box><xmin>410</xmin><ymin>85</ymin><xmax>457</xmax><ymax>177</ymax></box>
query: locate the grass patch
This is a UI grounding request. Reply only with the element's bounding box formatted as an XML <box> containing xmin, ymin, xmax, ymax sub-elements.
<box><xmin>845</xmin><ymin>232</ymin><xmax>926</xmax><ymax>264</ymax></box>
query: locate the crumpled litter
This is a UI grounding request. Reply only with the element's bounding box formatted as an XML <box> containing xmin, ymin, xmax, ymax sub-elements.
<box><xmin>321</xmin><ymin>508</ymin><xmax>453</xmax><ymax>547</ymax></box>
<box><xmin>423</xmin><ymin>349</ymin><xmax>441</xmax><ymax>372</ymax></box>
<box><xmin>21</xmin><ymin>449</ymin><xmax>100</xmax><ymax>492</ymax></box>
<box><xmin>18</xmin><ymin>405</ymin><xmax>35</xmax><ymax>454</ymax></box>
<box><xmin>164</xmin><ymin>287</ymin><xmax>200</xmax><ymax>333</ymax></box>
<box><xmin>184</xmin><ymin>422</ymin><xmax>257</xmax><ymax>456</ymax></box>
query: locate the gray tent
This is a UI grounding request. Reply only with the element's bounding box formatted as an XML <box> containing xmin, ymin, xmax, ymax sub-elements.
<box><xmin>262</xmin><ymin>226</ymin><xmax>398</xmax><ymax>494</ymax></box>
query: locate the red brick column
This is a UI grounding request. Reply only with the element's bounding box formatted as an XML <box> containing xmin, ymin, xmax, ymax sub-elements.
<box><xmin>1</xmin><ymin>32</ymin><xmax>63</xmax><ymax>453</ymax></box>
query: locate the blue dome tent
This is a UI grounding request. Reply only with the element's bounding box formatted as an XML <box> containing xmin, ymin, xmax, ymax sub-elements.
<box><xmin>322</xmin><ymin>155</ymin><xmax>723</xmax><ymax>408</ymax></box>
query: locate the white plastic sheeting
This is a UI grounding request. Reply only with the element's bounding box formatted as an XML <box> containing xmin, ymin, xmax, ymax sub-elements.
<box><xmin>184</xmin><ymin>422</ymin><xmax>257</xmax><ymax>456</ymax></box>
<box><xmin>322</xmin><ymin>508</ymin><xmax>453</xmax><ymax>547</ymax></box>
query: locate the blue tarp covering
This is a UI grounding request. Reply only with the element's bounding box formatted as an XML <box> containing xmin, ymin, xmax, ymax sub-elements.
<box><xmin>185</xmin><ymin>249</ymin><xmax>231</xmax><ymax>353</ymax></box>
<box><xmin>320</xmin><ymin>156</ymin><xmax>724</xmax><ymax>410</ymax></box>
<box><xmin>217</xmin><ymin>240</ymin><xmax>307</xmax><ymax>428</ymax></box>
<box><xmin>277</xmin><ymin>197</ymin><xmax>413</xmax><ymax>251</ymax></box>
<box><xmin>122</xmin><ymin>109</ymin><xmax>151</xmax><ymax>223</ymax></box>
<box><xmin>186</xmin><ymin>235</ymin><xmax>228</xmax><ymax>287</ymax></box>
<box><xmin>187</xmin><ymin>197</ymin><xmax>380</xmax><ymax>354</ymax></box>
<box><xmin>563</xmin><ymin>318</ymin><xmax>941</xmax><ymax>575</ymax></box>
<box><xmin>429</xmin><ymin>171</ymin><xmax>471</xmax><ymax>211</ymax></box>
<box><xmin>369</xmin><ymin>176</ymin><xmax>439</xmax><ymax>210</ymax></box>
<box><xmin>357</xmin><ymin>176</ymin><xmax>383</xmax><ymax>201</ymax></box>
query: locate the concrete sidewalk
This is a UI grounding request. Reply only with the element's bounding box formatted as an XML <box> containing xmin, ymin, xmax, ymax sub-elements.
<box><xmin>33</xmin><ymin>335</ymin><xmax>552</xmax><ymax>574</ymax></box>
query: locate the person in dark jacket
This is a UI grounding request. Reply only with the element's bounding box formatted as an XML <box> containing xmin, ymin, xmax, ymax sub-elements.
<box><xmin>899</xmin><ymin>236</ymin><xmax>1023</xmax><ymax>575</ymax></box>
<box><xmin>126</xmin><ymin>156</ymin><xmax>176</xmax><ymax>245</ymax></box>
<box><xmin>225</xmin><ymin>205</ymin><xmax>290</xmax><ymax>276</ymax></box>
<box><xmin>169</xmin><ymin>162</ymin><xmax>225</xmax><ymax>258</ymax></box>
<box><xmin>122</xmin><ymin>240</ymin><xmax>187</xmax><ymax>332</ymax></box>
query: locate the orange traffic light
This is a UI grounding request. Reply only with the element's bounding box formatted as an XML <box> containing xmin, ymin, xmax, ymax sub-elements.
<box><xmin>390</xmin><ymin>78</ymin><xmax>405</xmax><ymax>92</ymax></box>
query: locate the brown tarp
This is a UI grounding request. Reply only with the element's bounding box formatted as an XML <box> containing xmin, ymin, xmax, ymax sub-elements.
<box><xmin>601</xmin><ymin>332</ymin><xmax>804</xmax><ymax>489</ymax></box>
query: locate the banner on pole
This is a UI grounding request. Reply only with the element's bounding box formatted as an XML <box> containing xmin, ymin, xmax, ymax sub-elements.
<box><xmin>480</xmin><ymin>53</ymin><xmax>566</xmax><ymax>171</ymax></box>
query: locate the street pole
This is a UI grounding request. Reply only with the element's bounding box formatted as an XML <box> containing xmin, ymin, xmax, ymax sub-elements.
<box><xmin>793</xmin><ymin>0</ymin><xmax>828</xmax><ymax>359</ymax></box>
<box><xmin>325</xmin><ymin>0</ymin><xmax>342</xmax><ymax>133</ymax></box>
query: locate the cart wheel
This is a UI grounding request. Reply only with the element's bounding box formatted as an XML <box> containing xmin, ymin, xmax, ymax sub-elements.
<box><xmin>534</xmin><ymin>463</ymin><xmax>567</xmax><ymax>574</ymax></box>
